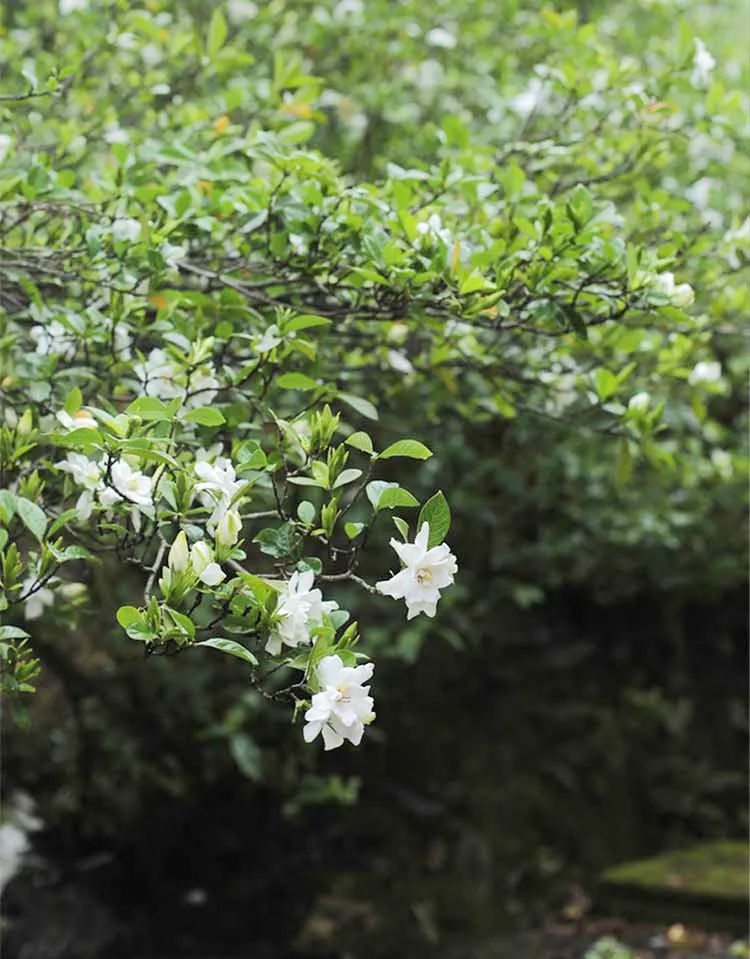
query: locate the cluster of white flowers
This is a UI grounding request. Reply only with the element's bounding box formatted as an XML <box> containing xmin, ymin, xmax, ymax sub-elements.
<box><xmin>57</xmin><ymin>452</ymin><xmax>153</xmax><ymax>521</ymax></box>
<box><xmin>21</xmin><ymin>576</ymin><xmax>84</xmax><ymax>620</ymax></box>
<box><xmin>303</xmin><ymin>655</ymin><xmax>375</xmax><ymax>750</ymax></box>
<box><xmin>30</xmin><ymin>319</ymin><xmax>77</xmax><ymax>359</ymax></box>
<box><xmin>265</xmin><ymin>570</ymin><xmax>338</xmax><ymax>656</ymax></box>
<box><xmin>49</xmin><ymin>402</ymin><xmax>457</xmax><ymax>753</ymax></box>
<box><xmin>135</xmin><ymin>348</ymin><xmax>219</xmax><ymax>409</ymax></box>
<box><xmin>168</xmin><ymin>531</ymin><xmax>226</xmax><ymax>587</ymax></box>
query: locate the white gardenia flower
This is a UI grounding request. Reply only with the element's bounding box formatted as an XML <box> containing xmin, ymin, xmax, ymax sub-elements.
<box><xmin>21</xmin><ymin>577</ymin><xmax>55</xmax><ymax>620</ymax></box>
<box><xmin>265</xmin><ymin>570</ymin><xmax>338</xmax><ymax>656</ymax></box>
<box><xmin>216</xmin><ymin>509</ymin><xmax>242</xmax><ymax>547</ymax></box>
<box><xmin>426</xmin><ymin>27</ymin><xmax>457</xmax><ymax>48</ymax></box>
<box><xmin>102</xmin><ymin>459</ymin><xmax>152</xmax><ymax>506</ymax></box>
<box><xmin>303</xmin><ymin>654</ymin><xmax>375</xmax><ymax>750</ymax></box>
<box><xmin>30</xmin><ymin>320</ymin><xmax>76</xmax><ymax>359</ymax></box>
<box><xmin>111</xmin><ymin>217</ymin><xmax>141</xmax><ymax>244</ymax></box>
<box><xmin>135</xmin><ymin>348</ymin><xmax>219</xmax><ymax>409</ymax></box>
<box><xmin>194</xmin><ymin>459</ymin><xmax>245</xmax><ymax>526</ymax></box>
<box><xmin>56</xmin><ymin>408</ymin><xmax>97</xmax><ymax>431</ymax></box>
<box><xmin>628</xmin><ymin>391</ymin><xmax>651</xmax><ymax>412</ymax></box>
<box><xmin>376</xmin><ymin>522</ymin><xmax>457</xmax><ymax>620</ymax></box>
<box><xmin>255</xmin><ymin>324</ymin><xmax>282</xmax><ymax>353</ymax></box>
<box><xmin>688</xmin><ymin>360</ymin><xmax>722</xmax><ymax>385</ymax></box>
<box><xmin>160</xmin><ymin>242</ymin><xmax>187</xmax><ymax>269</ymax></box>
<box><xmin>135</xmin><ymin>349</ymin><xmax>179</xmax><ymax>402</ymax></box>
<box><xmin>653</xmin><ymin>272</ymin><xmax>695</xmax><ymax>309</ymax></box>
<box><xmin>691</xmin><ymin>38</ymin><xmax>716</xmax><ymax>88</ymax></box>
<box><xmin>510</xmin><ymin>76</ymin><xmax>545</xmax><ymax>116</ymax></box>
<box><xmin>387</xmin><ymin>349</ymin><xmax>415</xmax><ymax>375</ymax></box>
<box><xmin>59</xmin><ymin>0</ymin><xmax>87</xmax><ymax>12</ymax></box>
<box><xmin>104</xmin><ymin>125</ymin><xmax>129</xmax><ymax>145</ymax></box>
<box><xmin>189</xmin><ymin>540</ymin><xmax>226</xmax><ymax>586</ymax></box>
<box><xmin>57</xmin><ymin>452</ymin><xmax>102</xmax><ymax>489</ymax></box>
<box><xmin>227</xmin><ymin>0</ymin><xmax>258</xmax><ymax>22</ymax></box>
<box><xmin>185</xmin><ymin>364</ymin><xmax>220</xmax><ymax>408</ymax></box>
<box><xmin>416</xmin><ymin>213</ymin><xmax>452</xmax><ymax>248</ymax></box>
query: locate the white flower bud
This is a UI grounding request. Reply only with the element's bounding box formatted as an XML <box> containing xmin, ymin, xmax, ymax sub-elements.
<box><xmin>628</xmin><ymin>392</ymin><xmax>651</xmax><ymax>412</ymax></box>
<box><xmin>189</xmin><ymin>540</ymin><xmax>213</xmax><ymax>576</ymax></box>
<box><xmin>216</xmin><ymin>509</ymin><xmax>242</xmax><ymax>547</ymax></box>
<box><xmin>168</xmin><ymin>531</ymin><xmax>190</xmax><ymax>572</ymax></box>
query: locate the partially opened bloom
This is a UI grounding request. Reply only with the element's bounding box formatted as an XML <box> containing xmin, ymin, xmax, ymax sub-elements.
<box><xmin>377</xmin><ymin>522</ymin><xmax>457</xmax><ymax>619</ymax></box>
<box><xmin>216</xmin><ymin>509</ymin><xmax>242</xmax><ymax>547</ymax></box>
<box><xmin>303</xmin><ymin>655</ymin><xmax>375</xmax><ymax>750</ymax></box>
<box><xmin>21</xmin><ymin>577</ymin><xmax>56</xmax><ymax>620</ymax></box>
<box><xmin>194</xmin><ymin>459</ymin><xmax>244</xmax><ymax>526</ymax></box>
<box><xmin>265</xmin><ymin>570</ymin><xmax>338</xmax><ymax>656</ymax></box>
<box><xmin>189</xmin><ymin>540</ymin><xmax>226</xmax><ymax>586</ymax></box>
<box><xmin>57</xmin><ymin>452</ymin><xmax>104</xmax><ymax>520</ymax></box>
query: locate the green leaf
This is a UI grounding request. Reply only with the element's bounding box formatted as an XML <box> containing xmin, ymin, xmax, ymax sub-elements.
<box><xmin>417</xmin><ymin>491</ymin><xmax>451</xmax><ymax>547</ymax></box>
<box><xmin>378</xmin><ymin>439</ymin><xmax>433</xmax><ymax>461</ymax></box>
<box><xmin>166</xmin><ymin>607</ymin><xmax>196</xmax><ymax>638</ymax></box>
<box><xmin>253</xmin><ymin>522</ymin><xmax>301</xmax><ymax>559</ymax></box>
<box><xmin>183</xmin><ymin>406</ymin><xmax>226</xmax><ymax>426</ymax></box>
<box><xmin>116</xmin><ymin>606</ymin><xmax>142</xmax><ymax>628</ymax></box>
<box><xmin>230</xmin><ymin>732</ymin><xmax>263</xmax><ymax>781</ymax></box>
<box><xmin>333</xmin><ymin>468</ymin><xmax>362</xmax><ymax>489</ymax></box>
<box><xmin>459</xmin><ymin>269</ymin><xmax>492</xmax><ymax>295</ymax></box>
<box><xmin>207</xmin><ymin>8</ymin><xmax>228</xmax><ymax>56</ymax></box>
<box><xmin>345</xmin><ymin>431</ymin><xmax>375</xmax><ymax>455</ymax></box>
<box><xmin>126</xmin><ymin>397</ymin><xmax>173</xmax><ymax>421</ymax></box>
<box><xmin>277</xmin><ymin>372</ymin><xmax>318</xmax><ymax>390</ymax></box>
<box><xmin>198</xmin><ymin>637</ymin><xmax>259</xmax><ymax>666</ymax></box>
<box><xmin>392</xmin><ymin>516</ymin><xmax>410</xmax><ymax>540</ymax></box>
<box><xmin>63</xmin><ymin>387</ymin><xmax>83</xmax><ymax>415</ymax></box>
<box><xmin>15</xmin><ymin>497</ymin><xmax>47</xmax><ymax>543</ymax></box>
<box><xmin>594</xmin><ymin>368</ymin><xmax>618</xmax><ymax>402</ymax></box>
<box><xmin>297</xmin><ymin>501</ymin><xmax>316</xmax><ymax>525</ymax></box>
<box><xmin>378</xmin><ymin>487</ymin><xmax>419</xmax><ymax>510</ymax></box>
<box><xmin>0</xmin><ymin>626</ymin><xmax>30</xmax><ymax>640</ymax></box>
<box><xmin>567</xmin><ymin>183</ymin><xmax>594</xmax><ymax>226</ymax></box>
<box><xmin>287</xmin><ymin>314</ymin><xmax>331</xmax><ymax>333</ymax></box>
<box><xmin>344</xmin><ymin>522</ymin><xmax>364</xmax><ymax>539</ymax></box>
<box><xmin>339</xmin><ymin>392</ymin><xmax>378</xmax><ymax>421</ymax></box>
<box><xmin>367</xmin><ymin>481</ymin><xmax>419</xmax><ymax>511</ymax></box>
<box><xmin>0</xmin><ymin>490</ymin><xmax>16</xmax><ymax>524</ymax></box>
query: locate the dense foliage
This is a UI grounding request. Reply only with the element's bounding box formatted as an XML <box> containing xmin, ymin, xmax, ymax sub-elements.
<box><xmin>0</xmin><ymin>0</ymin><xmax>746</xmax><ymax>953</ymax></box>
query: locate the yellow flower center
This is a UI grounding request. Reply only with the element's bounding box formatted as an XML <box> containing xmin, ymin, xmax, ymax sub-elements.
<box><xmin>416</xmin><ymin>567</ymin><xmax>433</xmax><ymax>585</ymax></box>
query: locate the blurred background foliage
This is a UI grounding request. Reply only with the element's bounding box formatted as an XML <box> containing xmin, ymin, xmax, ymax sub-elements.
<box><xmin>0</xmin><ymin>0</ymin><xmax>747</xmax><ymax>956</ymax></box>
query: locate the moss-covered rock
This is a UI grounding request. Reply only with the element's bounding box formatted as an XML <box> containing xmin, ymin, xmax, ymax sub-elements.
<box><xmin>598</xmin><ymin>841</ymin><xmax>748</xmax><ymax>933</ymax></box>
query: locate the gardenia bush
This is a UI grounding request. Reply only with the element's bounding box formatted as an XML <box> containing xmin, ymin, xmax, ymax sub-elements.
<box><xmin>0</xmin><ymin>0</ymin><xmax>747</xmax><ymax>773</ymax></box>
<box><xmin>2</xmin><ymin>285</ymin><xmax>460</xmax><ymax>750</ymax></box>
